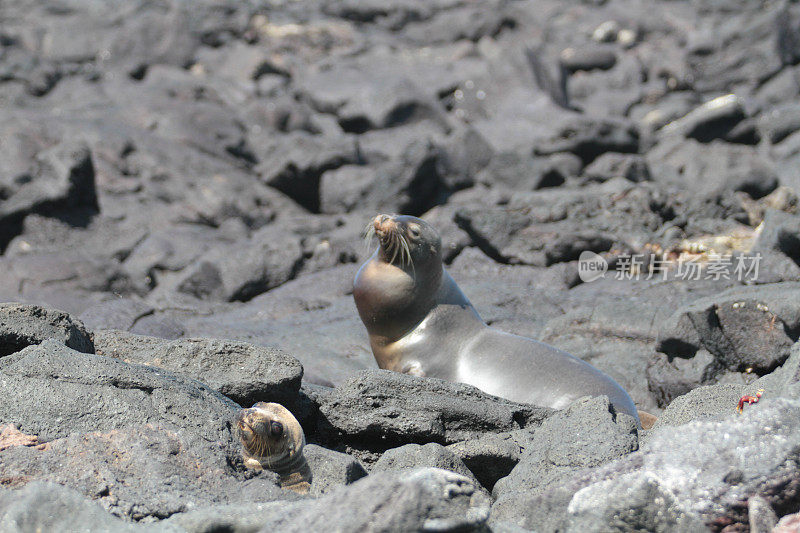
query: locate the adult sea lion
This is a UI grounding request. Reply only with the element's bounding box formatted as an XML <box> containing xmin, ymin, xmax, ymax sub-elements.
<box><xmin>354</xmin><ymin>213</ymin><xmax>640</xmax><ymax>425</ymax></box>
<box><xmin>236</xmin><ymin>402</ymin><xmax>311</xmax><ymax>493</ymax></box>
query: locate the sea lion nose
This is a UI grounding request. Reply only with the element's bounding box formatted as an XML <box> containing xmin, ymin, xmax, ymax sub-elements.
<box><xmin>374</xmin><ymin>214</ymin><xmax>395</xmax><ymax>234</ymax></box>
<box><xmin>236</xmin><ymin>408</ymin><xmax>255</xmax><ymax>426</ymax></box>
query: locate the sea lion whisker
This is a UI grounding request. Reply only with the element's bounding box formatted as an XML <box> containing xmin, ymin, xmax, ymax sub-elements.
<box><xmin>255</xmin><ymin>437</ymin><xmax>264</xmax><ymax>458</ymax></box>
<box><xmin>400</xmin><ymin>235</ymin><xmax>414</xmax><ymax>273</ymax></box>
<box><xmin>363</xmin><ymin>224</ymin><xmax>377</xmax><ymax>254</ymax></box>
<box><xmin>397</xmin><ymin>236</ymin><xmax>406</xmax><ymax>267</ymax></box>
<box><xmin>398</xmin><ymin>235</ymin><xmax>406</xmax><ymax>267</ymax></box>
<box><xmin>389</xmin><ymin>233</ymin><xmax>400</xmax><ymax>265</ymax></box>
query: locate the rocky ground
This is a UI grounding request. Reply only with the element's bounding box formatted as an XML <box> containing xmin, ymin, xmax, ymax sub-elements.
<box><xmin>2</xmin><ymin>0</ymin><xmax>800</xmax><ymax>531</ymax></box>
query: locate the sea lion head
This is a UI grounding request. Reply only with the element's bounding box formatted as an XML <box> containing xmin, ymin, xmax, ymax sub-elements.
<box><xmin>365</xmin><ymin>213</ymin><xmax>442</xmax><ymax>272</ymax></box>
<box><xmin>236</xmin><ymin>402</ymin><xmax>305</xmax><ymax>467</ymax></box>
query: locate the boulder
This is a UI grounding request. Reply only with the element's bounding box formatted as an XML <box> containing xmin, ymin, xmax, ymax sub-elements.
<box><xmin>93</xmin><ymin>330</ymin><xmax>304</xmax><ymax>407</ymax></box>
<box><xmin>315</xmin><ymin>370</ymin><xmax>553</xmax><ymax>451</ymax></box>
<box><xmin>372</xmin><ymin>443</ymin><xmax>480</xmax><ymax>487</ymax></box>
<box><xmin>0</xmin><ymin>303</ymin><xmax>94</xmax><ymax>357</ymax></box>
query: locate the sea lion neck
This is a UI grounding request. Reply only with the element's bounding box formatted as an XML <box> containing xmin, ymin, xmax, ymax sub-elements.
<box><xmin>353</xmin><ymin>251</ymin><xmax>443</xmax><ymax>342</ymax></box>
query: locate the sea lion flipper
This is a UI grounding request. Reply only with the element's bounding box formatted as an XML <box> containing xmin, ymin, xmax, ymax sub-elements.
<box><xmin>638</xmin><ymin>410</ymin><xmax>658</xmax><ymax>430</ymax></box>
<box><xmin>244</xmin><ymin>457</ymin><xmax>263</xmax><ymax>471</ymax></box>
<box><xmin>401</xmin><ymin>361</ymin><xmax>425</xmax><ymax>377</ymax></box>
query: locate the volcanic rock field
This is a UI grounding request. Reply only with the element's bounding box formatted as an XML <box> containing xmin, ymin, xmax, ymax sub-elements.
<box><xmin>2</xmin><ymin>0</ymin><xmax>800</xmax><ymax>531</ymax></box>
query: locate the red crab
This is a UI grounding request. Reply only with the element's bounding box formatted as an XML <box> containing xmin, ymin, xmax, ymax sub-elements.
<box><xmin>736</xmin><ymin>389</ymin><xmax>764</xmax><ymax>413</ymax></box>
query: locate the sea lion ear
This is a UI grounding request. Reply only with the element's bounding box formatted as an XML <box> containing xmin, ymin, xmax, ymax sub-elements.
<box><xmin>401</xmin><ymin>361</ymin><xmax>426</xmax><ymax>377</ymax></box>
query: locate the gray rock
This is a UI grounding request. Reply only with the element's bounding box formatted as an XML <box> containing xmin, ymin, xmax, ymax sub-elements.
<box><xmin>304</xmin><ymin>444</ymin><xmax>368</xmax><ymax>495</ymax></box>
<box><xmin>92</xmin><ymin>330</ymin><xmax>304</xmax><ymax>406</ymax></box>
<box><xmin>453</xmin><ymin>180</ymin><xmax>667</xmax><ymax>266</ymax></box>
<box><xmin>752</xmin><ymin>338</ymin><xmax>800</xmax><ymax>398</ymax></box>
<box><xmin>159</xmin><ymin>501</ymin><xmax>297</xmax><ymax>533</ymax></box>
<box><xmin>492</xmin><ymin>396</ymin><xmax>639</xmax><ymax>498</ymax></box>
<box><xmin>566</xmin><ymin>53</ymin><xmax>646</xmax><ymax>118</ymax></box>
<box><xmin>0</xmin><ymin>425</ymin><xmax>293</xmax><ymax>521</ymax></box>
<box><xmin>559</xmin><ymin>45</ymin><xmax>617</xmax><ymax>73</ymax></box>
<box><xmin>757</xmin><ymin>103</ymin><xmax>800</xmax><ymax>144</ymax></box>
<box><xmin>175</xmin><ymin>225</ymin><xmax>304</xmax><ymax>302</ymax></box>
<box><xmin>538</xmin><ymin>280</ymin><xmax>690</xmax><ymax>415</ymax></box>
<box><xmin>755</xmin><ymin>66</ymin><xmax>800</xmax><ymax>109</ymax></box>
<box><xmin>647</xmin><ymin>138</ymin><xmax>778</xmax><ymax>201</ymax></box>
<box><xmin>319</xmin><ymin>165</ymin><xmax>377</xmax><ymax>214</ymax></box>
<box><xmin>748</xmin><ymin>494</ymin><xmax>779</xmax><ymax>533</ymax></box>
<box><xmin>315</xmin><ymin>369</ymin><xmax>554</xmax><ymax>451</ymax></box>
<box><xmin>750</xmin><ymin>209</ymin><xmax>800</xmax><ymax>283</ymax></box>
<box><xmin>562</xmin><ymin>473</ymin><xmax>709</xmax><ymax>533</ymax></box>
<box><xmin>0</xmin><ymin>141</ymin><xmax>98</xmax><ymax>250</ymax></box>
<box><xmin>447</xmin><ymin>432</ymin><xmax>526</xmax><ymax>492</ymax></box>
<box><xmin>434</xmin><ymin>126</ymin><xmax>494</xmax><ymax>190</ymax></box>
<box><xmin>582</xmin><ymin>153</ymin><xmax>650</xmax><ymax>183</ymax></box>
<box><xmin>650</xmin><ymin>383</ymin><xmax>746</xmax><ymax>430</ymax></box>
<box><xmin>476</xmin><ymin>152</ymin><xmax>580</xmax><ymax>190</ymax></box>
<box><xmin>491</xmin><ymin>397</ymin><xmax>800</xmax><ymax>532</ymax></box>
<box><xmin>373</xmin><ymin>443</ymin><xmax>480</xmax><ymax>487</ymax></box>
<box><xmin>177</xmin><ymin>265</ymin><xmax>374</xmax><ymax>388</ymax></box>
<box><xmin>525</xmin><ymin>46</ymin><xmax>570</xmax><ymax>109</ymax></box>
<box><xmin>658</xmin><ymin>94</ymin><xmax>746</xmax><ymax>143</ymax></box>
<box><xmin>256</xmin><ymin>468</ymin><xmax>491</xmax><ymax>532</ymax></box>
<box><xmin>79</xmin><ymin>299</ymin><xmax>155</xmax><ymax>332</ymax></box>
<box><xmin>129</xmin><ymin>313</ymin><xmax>187</xmax><ymax>340</ymax></box>
<box><xmin>307</xmin><ymin>134</ymin><xmax>457</xmax><ymax>217</ymax></box>
<box><xmin>0</xmin><ymin>303</ymin><xmax>94</xmax><ymax>357</ymax></box>
<box><xmin>0</xmin><ymin>482</ymin><xmax>143</xmax><ymax>533</ymax></box>
<box><xmin>687</xmin><ymin>4</ymin><xmax>787</xmax><ymax>93</ymax></box>
<box><xmin>629</xmin><ymin>91</ymin><xmax>700</xmax><ymax>133</ymax></box>
<box><xmin>255</xmin><ymin>132</ymin><xmax>359</xmax><ymax>213</ymax></box>
<box><xmin>0</xmin><ymin>340</ymin><xmax>238</xmax><ymax>448</ymax></box>
<box><xmin>646</xmin><ymin>349</ymin><xmax>728</xmax><ymax>408</ymax></box>
<box><xmin>650</xmin><ymin>282</ymin><xmax>800</xmax><ymax>406</ymax></box>
<box><xmin>293</xmin><ymin>47</ymin><xmax>452</xmax><ymax>132</ymax></box>
<box><xmin>654</xmin><ymin>337</ymin><xmax>800</xmax><ymax>435</ymax></box>
<box><xmin>535</xmin><ymin>116</ymin><xmax>639</xmax><ymax>165</ymax></box>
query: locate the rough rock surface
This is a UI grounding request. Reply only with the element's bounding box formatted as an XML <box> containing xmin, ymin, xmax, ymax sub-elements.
<box><xmin>303</xmin><ymin>444</ymin><xmax>368</xmax><ymax>496</ymax></box>
<box><xmin>648</xmin><ymin>282</ymin><xmax>800</xmax><ymax>407</ymax></box>
<box><xmin>491</xmin><ymin>397</ymin><xmax>800</xmax><ymax>532</ymax></box>
<box><xmin>92</xmin><ymin>330</ymin><xmax>304</xmax><ymax>406</ymax></box>
<box><xmin>0</xmin><ymin>482</ymin><xmax>142</xmax><ymax>533</ymax></box>
<box><xmin>254</xmin><ymin>468</ymin><xmax>493</xmax><ymax>533</ymax></box>
<box><xmin>0</xmin><ymin>340</ymin><xmax>238</xmax><ymax>447</ymax></box>
<box><xmin>372</xmin><ymin>442</ymin><xmax>481</xmax><ymax>487</ymax></box>
<box><xmin>314</xmin><ymin>369</ymin><xmax>554</xmax><ymax>453</ymax></box>
<box><xmin>3</xmin><ymin>0</ymin><xmax>800</xmax><ymax>529</ymax></box>
<box><xmin>447</xmin><ymin>432</ymin><xmax>527</xmax><ymax>492</ymax></box>
<box><xmin>493</xmin><ymin>396</ymin><xmax>639</xmax><ymax>498</ymax></box>
<box><xmin>0</xmin><ymin>303</ymin><xmax>94</xmax><ymax>356</ymax></box>
<box><xmin>0</xmin><ymin>425</ymin><xmax>292</xmax><ymax>521</ymax></box>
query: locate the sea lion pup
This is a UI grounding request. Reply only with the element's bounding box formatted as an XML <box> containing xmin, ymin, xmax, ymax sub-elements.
<box><xmin>354</xmin><ymin>214</ymin><xmax>640</xmax><ymax>426</ymax></box>
<box><xmin>236</xmin><ymin>402</ymin><xmax>311</xmax><ymax>493</ymax></box>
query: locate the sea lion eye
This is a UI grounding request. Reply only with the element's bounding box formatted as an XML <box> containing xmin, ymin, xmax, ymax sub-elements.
<box><xmin>269</xmin><ymin>421</ymin><xmax>283</xmax><ymax>437</ymax></box>
<box><xmin>408</xmin><ymin>225</ymin><xmax>421</xmax><ymax>238</ymax></box>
